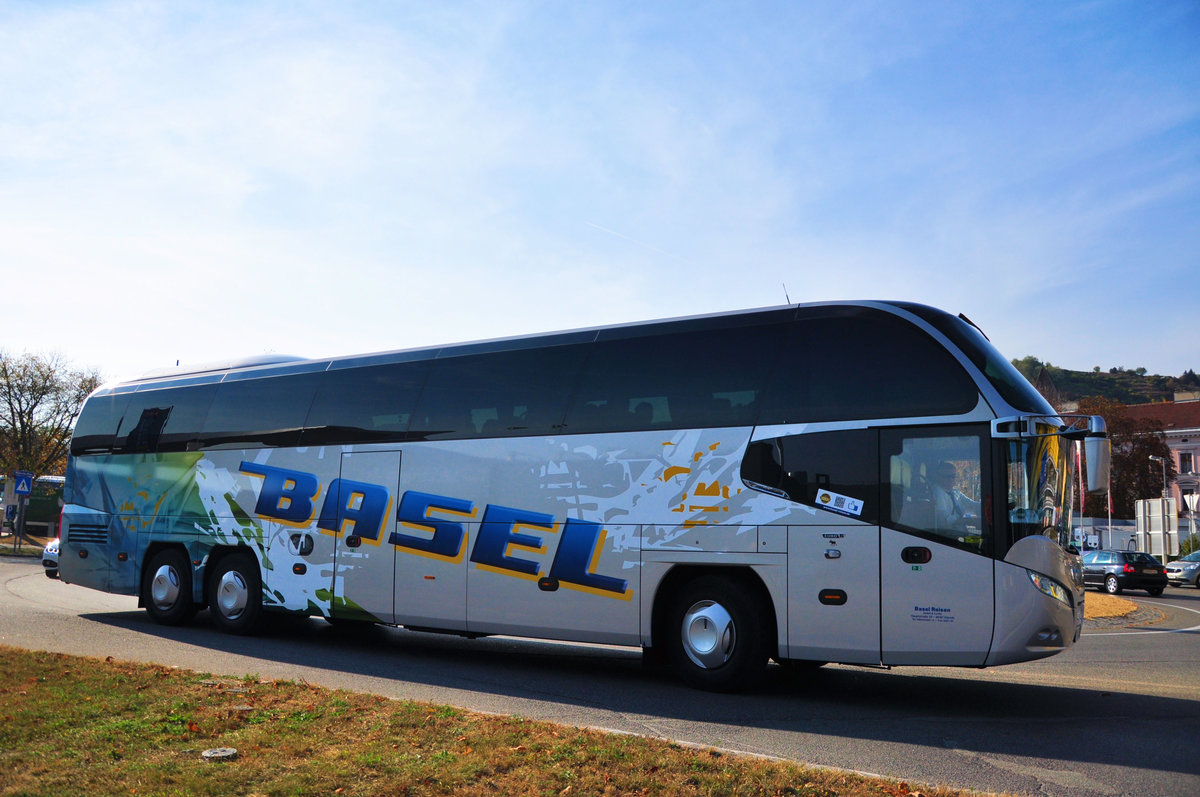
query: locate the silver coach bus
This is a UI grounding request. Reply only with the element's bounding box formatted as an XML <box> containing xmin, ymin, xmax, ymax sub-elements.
<box><xmin>59</xmin><ymin>302</ymin><xmax>1108</xmax><ymax>691</ymax></box>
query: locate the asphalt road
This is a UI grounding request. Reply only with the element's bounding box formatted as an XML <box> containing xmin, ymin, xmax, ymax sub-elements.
<box><xmin>3</xmin><ymin>555</ymin><xmax>1199</xmax><ymax>797</ymax></box>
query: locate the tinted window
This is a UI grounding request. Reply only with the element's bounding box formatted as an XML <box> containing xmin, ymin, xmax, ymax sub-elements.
<box><xmin>892</xmin><ymin>303</ymin><xmax>1051</xmax><ymax>414</ymax></box>
<box><xmin>200</xmin><ymin>373</ymin><xmax>323</xmax><ymax>448</ymax></box>
<box><xmin>882</xmin><ymin>426</ymin><xmax>989</xmax><ymax>555</ymax></box>
<box><xmin>759</xmin><ymin>309</ymin><xmax>978</xmax><ymax>425</ymax></box>
<box><xmin>562</xmin><ymin>323</ymin><xmax>784</xmax><ymax>434</ymax></box>
<box><xmin>741</xmin><ymin>429</ymin><xmax>879</xmax><ymax>523</ymax></box>
<box><xmin>410</xmin><ymin>346</ymin><xmax>583</xmax><ymax>440</ymax></box>
<box><xmin>114</xmin><ymin>384</ymin><xmax>218</xmax><ymax>453</ymax></box>
<box><xmin>303</xmin><ymin>361</ymin><xmax>429</xmax><ymax>445</ymax></box>
<box><xmin>71</xmin><ymin>392</ymin><xmax>133</xmax><ymax>456</ymax></box>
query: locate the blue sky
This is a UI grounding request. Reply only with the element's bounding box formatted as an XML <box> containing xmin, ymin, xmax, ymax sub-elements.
<box><xmin>1</xmin><ymin>0</ymin><xmax>1197</xmax><ymax>382</ymax></box>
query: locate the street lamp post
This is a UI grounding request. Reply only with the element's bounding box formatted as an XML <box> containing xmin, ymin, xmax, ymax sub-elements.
<box><xmin>1149</xmin><ymin>455</ymin><xmax>1168</xmax><ymax>499</ymax></box>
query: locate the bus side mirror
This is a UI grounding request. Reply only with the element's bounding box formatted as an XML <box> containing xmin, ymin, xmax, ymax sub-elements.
<box><xmin>1085</xmin><ymin>435</ymin><xmax>1111</xmax><ymax>495</ymax></box>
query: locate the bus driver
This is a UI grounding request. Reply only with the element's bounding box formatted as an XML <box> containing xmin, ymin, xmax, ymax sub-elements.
<box><xmin>932</xmin><ymin>461</ymin><xmax>980</xmax><ymax>531</ymax></box>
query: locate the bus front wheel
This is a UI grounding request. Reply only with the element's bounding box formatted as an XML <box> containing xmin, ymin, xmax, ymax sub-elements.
<box><xmin>667</xmin><ymin>575</ymin><xmax>768</xmax><ymax>692</ymax></box>
<box><xmin>207</xmin><ymin>551</ymin><xmax>264</xmax><ymax>635</ymax></box>
<box><xmin>143</xmin><ymin>548</ymin><xmax>196</xmax><ymax>626</ymax></box>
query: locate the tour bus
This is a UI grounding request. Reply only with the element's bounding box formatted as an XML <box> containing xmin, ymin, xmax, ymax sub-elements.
<box><xmin>59</xmin><ymin>302</ymin><xmax>1109</xmax><ymax>691</ymax></box>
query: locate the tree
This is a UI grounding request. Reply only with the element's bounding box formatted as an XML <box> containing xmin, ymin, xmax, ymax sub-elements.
<box><xmin>1010</xmin><ymin>356</ymin><xmax>1044</xmax><ymax>377</ymax></box>
<box><xmin>0</xmin><ymin>352</ymin><xmax>101</xmax><ymax>479</ymax></box>
<box><xmin>1074</xmin><ymin>396</ymin><xmax>1175</xmax><ymax>519</ymax></box>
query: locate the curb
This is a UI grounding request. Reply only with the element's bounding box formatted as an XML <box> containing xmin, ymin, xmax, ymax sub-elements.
<box><xmin>1083</xmin><ymin>605</ymin><xmax>1165</xmax><ymax>629</ymax></box>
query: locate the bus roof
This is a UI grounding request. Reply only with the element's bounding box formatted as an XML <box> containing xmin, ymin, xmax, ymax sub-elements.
<box><xmin>101</xmin><ymin>301</ymin><xmax>953</xmax><ymax>394</ymax></box>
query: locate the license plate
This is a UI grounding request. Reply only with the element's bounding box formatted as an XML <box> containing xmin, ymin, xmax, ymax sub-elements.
<box><xmin>1143</xmin><ymin>568</ymin><xmax>1158</xmax><ymax>574</ymax></box>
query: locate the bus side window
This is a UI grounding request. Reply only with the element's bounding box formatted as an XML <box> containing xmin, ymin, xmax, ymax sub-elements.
<box><xmin>564</xmin><ymin>323</ymin><xmax>785</xmax><ymax>435</ymax></box>
<box><xmin>124</xmin><ymin>408</ymin><xmax>171</xmax><ymax>454</ymax></box>
<box><xmin>741</xmin><ymin>430</ymin><xmax>879</xmax><ymax>523</ymax></box>
<box><xmin>71</xmin><ymin>392</ymin><xmax>133</xmax><ymax>456</ymax></box>
<box><xmin>410</xmin><ymin>345</ymin><xmax>582</xmax><ymax>440</ymax></box>
<box><xmin>113</xmin><ymin>384</ymin><xmax>218</xmax><ymax>454</ymax></box>
<box><xmin>303</xmin><ymin>360</ymin><xmax>428</xmax><ymax>445</ymax></box>
<box><xmin>200</xmin><ymin>371</ymin><xmax>323</xmax><ymax>448</ymax></box>
<box><xmin>758</xmin><ymin>308</ymin><xmax>978</xmax><ymax>425</ymax></box>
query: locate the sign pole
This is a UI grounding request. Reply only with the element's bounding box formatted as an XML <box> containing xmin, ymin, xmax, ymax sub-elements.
<box><xmin>14</xmin><ymin>495</ymin><xmax>25</xmax><ymax>553</ymax></box>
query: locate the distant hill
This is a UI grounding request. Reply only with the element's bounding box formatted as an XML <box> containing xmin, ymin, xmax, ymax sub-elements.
<box><xmin>1010</xmin><ymin>357</ymin><xmax>1200</xmax><ymax>406</ymax></box>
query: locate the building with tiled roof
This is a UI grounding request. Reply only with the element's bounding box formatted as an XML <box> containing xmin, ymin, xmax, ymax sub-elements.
<box><xmin>1125</xmin><ymin>392</ymin><xmax>1200</xmax><ymax>517</ymax></box>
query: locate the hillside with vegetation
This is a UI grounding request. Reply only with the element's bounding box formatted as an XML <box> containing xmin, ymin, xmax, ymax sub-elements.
<box><xmin>1010</xmin><ymin>357</ymin><xmax>1200</xmax><ymax>406</ymax></box>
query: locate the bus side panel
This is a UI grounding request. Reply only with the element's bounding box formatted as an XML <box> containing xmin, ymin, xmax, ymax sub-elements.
<box><xmin>466</xmin><ymin>521</ymin><xmax>640</xmax><ymax>644</ymax></box>
<box><xmin>331</xmin><ymin>449</ymin><xmax>400</xmax><ymax>624</ymax></box>
<box><xmin>229</xmin><ymin>448</ymin><xmax>340</xmax><ymax>617</ymax></box>
<box><xmin>403</xmin><ymin>429</ymin><xmax>767</xmax><ymax>646</ymax></box>
<box><xmin>786</xmin><ymin>516</ymin><xmax>881</xmax><ymax>664</ymax></box>
<box><xmin>880</xmin><ymin>528</ymin><xmax>994</xmax><ymax>665</ymax></box>
<box><xmin>392</xmin><ymin>443</ymin><xmax>640</xmax><ymax>643</ymax></box>
<box><xmin>58</xmin><ymin>510</ymin><xmax>111</xmax><ymax>593</ymax></box>
<box><xmin>60</xmin><ymin>455</ymin><xmax>126</xmax><ymax>593</ymax></box>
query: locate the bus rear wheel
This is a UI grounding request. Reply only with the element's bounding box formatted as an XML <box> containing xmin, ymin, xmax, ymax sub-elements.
<box><xmin>143</xmin><ymin>548</ymin><xmax>196</xmax><ymax>626</ymax></box>
<box><xmin>207</xmin><ymin>551</ymin><xmax>264</xmax><ymax>635</ymax></box>
<box><xmin>667</xmin><ymin>575</ymin><xmax>769</xmax><ymax>692</ymax></box>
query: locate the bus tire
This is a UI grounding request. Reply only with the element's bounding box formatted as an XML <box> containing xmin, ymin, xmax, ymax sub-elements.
<box><xmin>667</xmin><ymin>574</ymin><xmax>769</xmax><ymax>692</ymax></box>
<box><xmin>143</xmin><ymin>548</ymin><xmax>196</xmax><ymax>626</ymax></box>
<box><xmin>207</xmin><ymin>551</ymin><xmax>264</xmax><ymax>635</ymax></box>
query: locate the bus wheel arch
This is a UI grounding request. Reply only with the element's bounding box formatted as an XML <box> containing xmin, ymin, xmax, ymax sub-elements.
<box><xmin>651</xmin><ymin>566</ymin><xmax>774</xmax><ymax>692</ymax></box>
<box><xmin>205</xmin><ymin>547</ymin><xmax>265</xmax><ymax>635</ymax></box>
<box><xmin>141</xmin><ymin>546</ymin><xmax>197</xmax><ymax>626</ymax></box>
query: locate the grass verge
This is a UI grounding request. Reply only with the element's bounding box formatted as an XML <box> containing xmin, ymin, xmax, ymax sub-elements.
<box><xmin>0</xmin><ymin>544</ymin><xmax>41</xmax><ymax>557</ymax></box>
<box><xmin>0</xmin><ymin>645</ymin><xmax>978</xmax><ymax>797</ymax></box>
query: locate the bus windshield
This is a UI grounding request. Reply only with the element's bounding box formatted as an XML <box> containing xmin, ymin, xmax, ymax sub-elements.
<box><xmin>1005</xmin><ymin>428</ymin><xmax>1076</xmax><ymax>550</ymax></box>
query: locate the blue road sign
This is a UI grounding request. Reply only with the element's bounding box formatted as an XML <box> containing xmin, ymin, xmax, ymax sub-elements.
<box><xmin>13</xmin><ymin>471</ymin><xmax>34</xmax><ymax>496</ymax></box>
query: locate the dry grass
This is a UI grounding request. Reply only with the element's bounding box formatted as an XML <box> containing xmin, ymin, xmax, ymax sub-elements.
<box><xmin>0</xmin><ymin>646</ymin><xmax>982</xmax><ymax>797</ymax></box>
<box><xmin>1083</xmin><ymin>593</ymin><xmax>1137</xmax><ymax>620</ymax></box>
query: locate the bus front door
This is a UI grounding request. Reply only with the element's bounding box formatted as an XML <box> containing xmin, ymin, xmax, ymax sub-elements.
<box><xmin>878</xmin><ymin>426</ymin><xmax>994</xmax><ymax>665</ymax></box>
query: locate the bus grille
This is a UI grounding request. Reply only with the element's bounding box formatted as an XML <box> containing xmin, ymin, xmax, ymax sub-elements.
<box><xmin>67</xmin><ymin>524</ymin><xmax>109</xmax><ymax>545</ymax></box>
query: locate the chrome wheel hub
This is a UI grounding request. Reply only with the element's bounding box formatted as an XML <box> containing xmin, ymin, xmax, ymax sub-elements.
<box><xmin>214</xmin><ymin>570</ymin><xmax>249</xmax><ymax>620</ymax></box>
<box><xmin>681</xmin><ymin>599</ymin><xmax>736</xmax><ymax>669</ymax></box>
<box><xmin>150</xmin><ymin>564</ymin><xmax>181</xmax><ymax>610</ymax></box>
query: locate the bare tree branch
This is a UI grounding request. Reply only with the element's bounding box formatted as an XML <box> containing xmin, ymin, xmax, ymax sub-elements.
<box><xmin>0</xmin><ymin>351</ymin><xmax>102</xmax><ymax>478</ymax></box>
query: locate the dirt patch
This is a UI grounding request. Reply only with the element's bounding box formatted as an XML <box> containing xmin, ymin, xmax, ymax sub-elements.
<box><xmin>1084</xmin><ymin>593</ymin><xmax>1136</xmax><ymax>620</ymax></box>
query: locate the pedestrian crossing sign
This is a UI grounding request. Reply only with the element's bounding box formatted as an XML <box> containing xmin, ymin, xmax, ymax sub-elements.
<box><xmin>13</xmin><ymin>471</ymin><xmax>33</xmax><ymax>496</ymax></box>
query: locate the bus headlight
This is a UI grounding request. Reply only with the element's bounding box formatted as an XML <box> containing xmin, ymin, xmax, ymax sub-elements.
<box><xmin>1027</xmin><ymin>569</ymin><xmax>1071</xmax><ymax>607</ymax></box>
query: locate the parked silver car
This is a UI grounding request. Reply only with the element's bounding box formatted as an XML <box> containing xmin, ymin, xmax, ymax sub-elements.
<box><xmin>1166</xmin><ymin>551</ymin><xmax>1200</xmax><ymax>588</ymax></box>
<box><xmin>42</xmin><ymin>538</ymin><xmax>59</xmax><ymax>579</ymax></box>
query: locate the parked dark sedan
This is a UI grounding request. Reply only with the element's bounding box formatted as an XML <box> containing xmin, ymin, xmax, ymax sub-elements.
<box><xmin>1082</xmin><ymin>550</ymin><xmax>1166</xmax><ymax>596</ymax></box>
